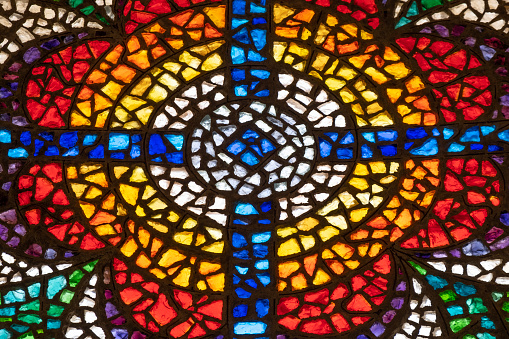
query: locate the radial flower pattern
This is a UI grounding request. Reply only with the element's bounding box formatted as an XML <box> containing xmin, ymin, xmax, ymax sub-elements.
<box><xmin>1</xmin><ymin>0</ymin><xmax>509</xmax><ymax>338</ymax></box>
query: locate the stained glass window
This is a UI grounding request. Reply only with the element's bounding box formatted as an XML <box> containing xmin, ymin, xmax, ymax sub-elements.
<box><xmin>1</xmin><ymin>0</ymin><xmax>509</xmax><ymax>338</ymax></box>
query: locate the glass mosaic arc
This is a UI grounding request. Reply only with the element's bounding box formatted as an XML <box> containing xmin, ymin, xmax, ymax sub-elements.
<box><xmin>1</xmin><ymin>0</ymin><xmax>509</xmax><ymax>338</ymax></box>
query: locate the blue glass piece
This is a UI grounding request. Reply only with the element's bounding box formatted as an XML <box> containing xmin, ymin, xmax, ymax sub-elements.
<box><xmin>406</xmin><ymin>127</ymin><xmax>427</xmax><ymax>139</ymax></box>
<box><xmin>233</xmin><ymin>233</ymin><xmax>248</xmax><ymax>248</ymax></box>
<box><xmin>83</xmin><ymin>134</ymin><xmax>97</xmax><ymax>145</ymax></box>
<box><xmin>235</xmin><ymin>288</ymin><xmax>252</xmax><ymax>298</ymax></box>
<box><xmin>251</xmin><ymin>29</ymin><xmax>266</xmax><ymax>50</ymax></box>
<box><xmin>470</xmin><ymin>144</ymin><xmax>483</xmax><ymax>150</ymax></box>
<box><xmin>63</xmin><ymin>146</ymin><xmax>79</xmax><ymax>157</ymax></box>
<box><xmin>151</xmin><ymin>157</ymin><xmax>162</xmax><ymax>162</ymax></box>
<box><xmin>112</xmin><ymin>329</ymin><xmax>129</xmax><ymax>339</ymax></box>
<box><xmin>258</xmin><ymin>219</ymin><xmax>271</xmax><ymax>224</ymax></box>
<box><xmin>245</xmin><ymin>279</ymin><xmax>257</xmax><ymax>288</ymax></box>
<box><xmin>232</xmin><ymin>0</ymin><xmax>246</xmax><ymax>14</ymax></box>
<box><xmin>39</xmin><ymin>132</ymin><xmax>53</xmax><ymax>141</ymax></box>
<box><xmin>47</xmin><ymin>275</ymin><xmax>67</xmax><ymax>299</ymax></box>
<box><xmin>241</xmin><ymin>151</ymin><xmax>260</xmax><ymax>165</ymax></box>
<box><xmin>448</xmin><ymin>142</ymin><xmax>465</xmax><ymax>152</ymax></box>
<box><xmin>233</xmin><ymin>304</ymin><xmax>248</xmax><ymax>317</ymax></box>
<box><xmin>362</xmin><ymin>132</ymin><xmax>375</xmax><ymax>142</ymax></box>
<box><xmin>252</xmin><ymin>17</ymin><xmax>267</xmax><ymax>24</ymax></box>
<box><xmin>443</xmin><ymin>128</ymin><xmax>454</xmax><ymax>139</ymax></box>
<box><xmin>234</xmin><ymin>250</ymin><xmax>250</xmax><ymax>259</ymax></box>
<box><xmin>462</xmin><ymin>239</ymin><xmax>489</xmax><ymax>256</ymax></box>
<box><xmin>131</xmin><ymin>134</ymin><xmax>142</xmax><ymax>143</ymax></box>
<box><xmin>232</xmin><ymin>68</ymin><xmax>246</xmax><ymax>81</ymax></box>
<box><xmin>59</xmin><ymin>131</ymin><xmax>78</xmax><ymax>148</ymax></box>
<box><xmin>251</xmin><ymin>69</ymin><xmax>270</xmax><ymax>79</ymax></box>
<box><xmin>404</xmin><ymin>142</ymin><xmax>414</xmax><ymax>150</ymax></box>
<box><xmin>11</xmin><ymin>324</ymin><xmax>29</xmax><ymax>333</ymax></box>
<box><xmin>234</xmin><ymin>322</ymin><xmax>267</xmax><ymax>335</ymax></box>
<box><xmin>339</xmin><ymin>132</ymin><xmax>354</xmax><ymax>144</ymax></box>
<box><xmin>488</xmin><ymin>145</ymin><xmax>503</xmax><ymax>151</ymax></box>
<box><xmin>89</xmin><ymin>145</ymin><xmax>104</xmax><ymax>159</ymax></box>
<box><xmin>378</xmin><ymin>144</ymin><xmax>397</xmax><ymax>156</ymax></box>
<box><xmin>253</xmin><ymin>244</ymin><xmax>268</xmax><ymax>258</ymax></box>
<box><xmin>231</xmin><ymin>45</ymin><xmax>246</xmax><ymax>64</ymax></box>
<box><xmin>236</xmin><ymin>266</ymin><xmax>249</xmax><ymax>275</ymax></box>
<box><xmin>34</xmin><ymin>139</ymin><xmax>44</xmax><ymax>156</ymax></box>
<box><xmin>480</xmin><ymin>125</ymin><xmax>496</xmax><ymax>136</ymax></box>
<box><xmin>261</xmin><ymin>201</ymin><xmax>271</xmax><ymax>212</ymax></box>
<box><xmin>256</xmin><ymin>299</ymin><xmax>269</xmax><ymax>318</ymax></box>
<box><xmin>8</xmin><ymin>148</ymin><xmax>28</xmax><ymax>158</ymax></box>
<box><xmin>109</xmin><ymin>133</ymin><xmax>130</xmax><ymax>150</ymax></box>
<box><xmin>252</xmin><ymin>232</ymin><xmax>271</xmax><ymax>243</ymax></box>
<box><xmin>228</xmin><ymin>140</ymin><xmax>247</xmax><ymax>155</ymax></box>
<box><xmin>377</xmin><ymin>129</ymin><xmax>398</xmax><ymax>141</ymax></box>
<box><xmin>235</xmin><ymin>85</ymin><xmax>248</xmax><ymax>96</ymax></box>
<box><xmin>28</xmin><ymin>283</ymin><xmax>40</xmax><ymax>298</ymax></box>
<box><xmin>0</xmin><ymin>307</ymin><xmax>15</xmax><ymax>316</ymax></box>
<box><xmin>233</xmin><ymin>27</ymin><xmax>251</xmax><ymax>44</ymax></box>
<box><xmin>47</xmin><ymin>319</ymin><xmax>61</xmax><ymax>329</ymax></box>
<box><xmin>248</xmin><ymin>50</ymin><xmax>266</xmax><ymax>62</ymax></box>
<box><xmin>481</xmin><ymin>316</ymin><xmax>496</xmax><ymax>329</ymax></box>
<box><xmin>0</xmin><ymin>130</ymin><xmax>11</xmax><ymax>143</ymax></box>
<box><xmin>256</xmin><ymin>273</ymin><xmax>270</xmax><ymax>286</ymax></box>
<box><xmin>45</xmin><ymin>145</ymin><xmax>59</xmax><ymax>156</ymax></box>
<box><xmin>233</xmin><ymin>275</ymin><xmax>241</xmax><ymax>284</ymax></box>
<box><xmin>255</xmin><ymin>260</ymin><xmax>269</xmax><ymax>270</ymax></box>
<box><xmin>149</xmin><ymin>134</ymin><xmax>166</xmax><ymax>155</ymax></box>
<box><xmin>4</xmin><ymin>289</ymin><xmax>25</xmax><ymax>304</ymax></box>
<box><xmin>255</xmin><ymin>90</ymin><xmax>269</xmax><ymax>98</ymax></box>
<box><xmin>250</xmin><ymin>145</ymin><xmax>263</xmax><ymax>157</ymax></box>
<box><xmin>260</xmin><ymin>139</ymin><xmax>275</xmax><ymax>153</ymax></box>
<box><xmin>426</xmin><ymin>275</ymin><xmax>448</xmax><ymax>290</ymax></box>
<box><xmin>235</xmin><ymin>202</ymin><xmax>258</xmax><ymax>215</ymax></box>
<box><xmin>460</xmin><ymin>127</ymin><xmax>480</xmax><ymax>142</ymax></box>
<box><xmin>130</xmin><ymin>145</ymin><xmax>141</xmax><ymax>158</ymax></box>
<box><xmin>250</xmin><ymin>81</ymin><xmax>260</xmax><ymax>90</ymax></box>
<box><xmin>361</xmin><ymin>144</ymin><xmax>373</xmax><ymax>158</ymax></box>
<box><xmin>0</xmin><ymin>329</ymin><xmax>11</xmax><ymax>338</ymax></box>
<box><xmin>234</xmin><ymin>219</ymin><xmax>249</xmax><ymax>225</ymax></box>
<box><xmin>20</xmin><ymin>131</ymin><xmax>31</xmax><ymax>146</ymax></box>
<box><xmin>336</xmin><ymin>148</ymin><xmax>353</xmax><ymax>159</ymax></box>
<box><xmin>454</xmin><ymin>282</ymin><xmax>476</xmax><ymax>296</ymax></box>
<box><xmin>324</xmin><ymin>132</ymin><xmax>338</xmax><ymax>142</ymax></box>
<box><xmin>480</xmin><ymin>45</ymin><xmax>496</xmax><ymax>61</ymax></box>
<box><xmin>165</xmin><ymin>134</ymin><xmax>184</xmax><ymax>150</ymax></box>
<box><xmin>232</xmin><ymin>18</ymin><xmax>249</xmax><ymax>29</ymax></box>
<box><xmin>166</xmin><ymin>152</ymin><xmax>184</xmax><ymax>164</ymax></box>
<box><xmin>250</xmin><ymin>2</ymin><xmax>266</xmax><ymax>13</ymax></box>
<box><xmin>410</xmin><ymin>138</ymin><xmax>438</xmax><ymax>156</ymax></box>
<box><xmin>447</xmin><ymin>305</ymin><xmax>463</xmax><ymax>316</ymax></box>
<box><xmin>395</xmin><ymin>17</ymin><xmax>411</xmax><ymax>28</ymax></box>
<box><xmin>319</xmin><ymin>138</ymin><xmax>332</xmax><ymax>157</ymax></box>
<box><xmin>243</xmin><ymin>130</ymin><xmax>260</xmax><ymax>139</ymax></box>
<box><xmin>407</xmin><ymin>1</ymin><xmax>419</xmax><ymax>16</ymax></box>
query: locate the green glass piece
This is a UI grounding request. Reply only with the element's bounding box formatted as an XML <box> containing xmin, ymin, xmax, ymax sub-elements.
<box><xmin>0</xmin><ymin>317</ymin><xmax>12</xmax><ymax>322</ymax></box>
<box><xmin>36</xmin><ymin>330</ymin><xmax>43</xmax><ymax>334</ymax></box>
<box><xmin>81</xmin><ymin>5</ymin><xmax>95</xmax><ymax>15</ymax></box>
<box><xmin>492</xmin><ymin>292</ymin><xmax>503</xmax><ymax>302</ymax></box>
<box><xmin>408</xmin><ymin>261</ymin><xmax>427</xmax><ymax>275</ymax></box>
<box><xmin>463</xmin><ymin>335</ymin><xmax>476</xmax><ymax>339</ymax></box>
<box><xmin>83</xmin><ymin>260</ymin><xmax>98</xmax><ymax>273</ymax></box>
<box><xmin>59</xmin><ymin>290</ymin><xmax>75</xmax><ymax>304</ymax></box>
<box><xmin>18</xmin><ymin>332</ymin><xmax>34</xmax><ymax>339</ymax></box>
<box><xmin>501</xmin><ymin>301</ymin><xmax>509</xmax><ymax>312</ymax></box>
<box><xmin>17</xmin><ymin>313</ymin><xmax>42</xmax><ymax>324</ymax></box>
<box><xmin>47</xmin><ymin>304</ymin><xmax>64</xmax><ymax>317</ymax></box>
<box><xmin>466</xmin><ymin>298</ymin><xmax>488</xmax><ymax>314</ymax></box>
<box><xmin>69</xmin><ymin>270</ymin><xmax>85</xmax><ymax>287</ymax></box>
<box><xmin>19</xmin><ymin>301</ymin><xmax>39</xmax><ymax>312</ymax></box>
<box><xmin>96</xmin><ymin>13</ymin><xmax>109</xmax><ymax>24</ymax></box>
<box><xmin>421</xmin><ymin>0</ymin><xmax>443</xmax><ymax>10</ymax></box>
<box><xmin>439</xmin><ymin>290</ymin><xmax>457</xmax><ymax>302</ymax></box>
<box><xmin>450</xmin><ymin>317</ymin><xmax>471</xmax><ymax>333</ymax></box>
<box><xmin>69</xmin><ymin>0</ymin><xmax>84</xmax><ymax>8</ymax></box>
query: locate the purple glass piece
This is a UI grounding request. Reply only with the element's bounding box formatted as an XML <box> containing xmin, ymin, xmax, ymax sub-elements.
<box><xmin>23</xmin><ymin>47</ymin><xmax>41</xmax><ymax>64</ymax></box>
<box><xmin>105</xmin><ymin>302</ymin><xmax>119</xmax><ymax>318</ymax></box>
<box><xmin>485</xmin><ymin>227</ymin><xmax>503</xmax><ymax>243</ymax></box>
<box><xmin>0</xmin><ymin>209</ymin><xmax>17</xmax><ymax>224</ymax></box>
<box><xmin>382</xmin><ymin>310</ymin><xmax>396</xmax><ymax>323</ymax></box>
<box><xmin>391</xmin><ymin>297</ymin><xmax>404</xmax><ymax>309</ymax></box>
<box><xmin>396</xmin><ymin>281</ymin><xmax>406</xmax><ymax>291</ymax></box>
<box><xmin>25</xmin><ymin>243</ymin><xmax>42</xmax><ymax>256</ymax></box>
<box><xmin>13</xmin><ymin>224</ymin><xmax>26</xmax><ymax>236</ymax></box>
<box><xmin>370</xmin><ymin>322</ymin><xmax>386</xmax><ymax>337</ymax></box>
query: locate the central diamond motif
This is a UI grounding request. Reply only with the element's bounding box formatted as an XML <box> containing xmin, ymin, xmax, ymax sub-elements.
<box><xmin>226</xmin><ymin>129</ymin><xmax>277</xmax><ymax>168</ymax></box>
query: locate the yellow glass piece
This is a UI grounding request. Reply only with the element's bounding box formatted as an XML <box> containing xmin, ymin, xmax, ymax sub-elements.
<box><xmin>203</xmin><ymin>5</ymin><xmax>226</xmax><ymax>28</ymax></box>
<box><xmin>301</xmin><ymin>28</ymin><xmax>312</xmax><ymax>40</ymax></box>
<box><xmin>400</xmin><ymin>190</ymin><xmax>419</xmax><ymax>201</ymax></box>
<box><xmin>138</xmin><ymin>227</ymin><xmax>150</xmax><ymax>248</ymax></box>
<box><xmin>380</xmin><ymin>175</ymin><xmax>396</xmax><ymax>184</ymax></box>
<box><xmin>113</xmin><ymin>166</ymin><xmax>129</xmax><ymax>179</ymax></box>
<box><xmin>84</xmin><ymin>186</ymin><xmax>102</xmax><ymax>199</ymax></box>
<box><xmin>135</xmin><ymin>206</ymin><xmax>146</xmax><ymax>217</ymax></box>
<box><xmin>318</xmin><ymin>226</ymin><xmax>340</xmax><ymax>241</ymax></box>
<box><xmin>277</xmin><ymin>227</ymin><xmax>297</xmax><ymax>238</ymax></box>
<box><xmin>385</xmin><ymin>62</ymin><xmax>411</xmax><ymax>79</ymax></box>
<box><xmin>163</xmin><ymin>61</ymin><xmax>182</xmax><ymax>74</ymax></box>
<box><xmin>130</xmin><ymin>167</ymin><xmax>148</xmax><ymax>182</ymax></box>
<box><xmin>150</xmin><ymin>268</ymin><xmax>167</xmax><ymax>279</ymax></box>
<box><xmin>159</xmin><ymin>249</ymin><xmax>186</xmax><ymax>267</ymax></box>
<box><xmin>273</xmin><ymin>3</ymin><xmax>295</xmax><ymax>24</ymax></box>
<box><xmin>325</xmin><ymin>215</ymin><xmax>347</xmax><ymax>229</ymax></box>
<box><xmin>71</xmin><ymin>112</ymin><xmax>91</xmax><ymax>127</ymax></box>
<box><xmin>394</xmin><ymin>209</ymin><xmax>412</xmax><ymax>228</ymax></box>
<box><xmin>288</xmin><ymin>43</ymin><xmax>309</xmax><ymax>58</ymax></box>
<box><xmin>195</xmin><ymin>233</ymin><xmax>206</xmax><ymax>246</ymax></box>
<box><xmin>291</xmin><ymin>273</ymin><xmax>308</xmax><ymax>290</ymax></box>
<box><xmin>325</xmin><ymin>78</ymin><xmax>346</xmax><ymax>91</ymax></box>
<box><xmin>317</xmin><ymin>198</ymin><xmax>339</xmax><ymax>215</ymax></box>
<box><xmin>102</xmin><ymin>194</ymin><xmax>115</xmax><ymax>210</ymax></box>
<box><xmin>183</xmin><ymin>218</ymin><xmax>197</xmax><ymax>229</ymax></box>
<box><xmin>337</xmin><ymin>66</ymin><xmax>357</xmax><ymax>80</ymax></box>
<box><xmin>336</xmin><ymin>33</ymin><xmax>349</xmax><ymax>41</ymax></box>
<box><xmin>202</xmin><ymin>53</ymin><xmax>223</xmax><ymax>71</ymax></box>
<box><xmin>85</xmin><ymin>172</ymin><xmax>108</xmax><ymax>187</ymax></box>
<box><xmin>361</xmin><ymin>90</ymin><xmax>377</xmax><ymax>102</ymax></box>
<box><xmin>136</xmin><ymin>252</ymin><xmax>151</xmax><ymax>268</ymax></box>
<box><xmin>278</xmin><ymin>238</ymin><xmax>301</xmax><ymax>256</ymax></box>
<box><xmin>365</xmin><ymin>67</ymin><xmax>388</xmax><ymax>84</ymax></box>
<box><xmin>384</xmin><ymin>47</ymin><xmax>400</xmax><ymax>61</ymax></box>
<box><xmin>127</xmin><ymin>50</ymin><xmax>150</xmax><ymax>69</ymax></box>
<box><xmin>387</xmin><ymin>88</ymin><xmax>403</xmax><ymax>103</ymax></box>
<box><xmin>147</xmin><ymin>85</ymin><xmax>168</xmax><ymax>102</ymax></box>
<box><xmin>95</xmin><ymin>110</ymin><xmax>109</xmax><ymax>127</ymax></box>
<box><xmin>322</xmin><ymin>249</ymin><xmax>335</xmax><ymax>259</ymax></box>
<box><xmin>403</xmin><ymin>112</ymin><xmax>422</xmax><ymax>125</ymax></box>
<box><xmin>206</xmin><ymin>227</ymin><xmax>223</xmax><ymax>240</ymax></box>
<box><xmin>207</xmin><ymin>273</ymin><xmax>225</xmax><ymax>291</ymax></box>
<box><xmin>168</xmin><ymin>211</ymin><xmax>180</xmax><ymax>222</ymax></box>
<box><xmin>120</xmin><ymin>237</ymin><xmax>138</xmax><ymax>257</ymax></box>
<box><xmin>349</xmin><ymin>55</ymin><xmax>371</xmax><ymax>68</ymax></box>
<box><xmin>296</xmin><ymin>217</ymin><xmax>319</xmax><ymax>231</ymax></box>
<box><xmin>199</xmin><ymin>261</ymin><xmax>221</xmax><ymax>275</ymax></box>
<box><xmin>131</xmin><ymin>77</ymin><xmax>152</xmax><ymax>97</ymax></box>
<box><xmin>357</xmin><ymin>243</ymin><xmax>369</xmax><ymax>256</ymax></box>
<box><xmin>202</xmin><ymin>241</ymin><xmax>224</xmax><ymax>253</ymax></box>
<box><xmin>332</xmin><ymin>242</ymin><xmax>354</xmax><ymax>259</ymax></box>
<box><xmin>179</xmin><ymin>51</ymin><xmax>201</xmax><ymax>69</ymax></box>
<box><xmin>279</xmin><ymin>261</ymin><xmax>300</xmax><ymax>278</ymax></box>
<box><xmin>350</xmin><ymin>208</ymin><xmax>369</xmax><ymax>222</ymax></box>
<box><xmin>314</xmin><ymin>24</ymin><xmax>331</xmax><ymax>45</ymax></box>
<box><xmin>406</xmin><ymin>76</ymin><xmax>425</xmax><ymax>93</ymax></box>
<box><xmin>397</xmin><ymin>105</ymin><xmax>412</xmax><ymax>116</ymax></box>
<box><xmin>95</xmin><ymin>224</ymin><xmax>116</xmax><ymax>236</ymax></box>
<box><xmin>119</xmin><ymin>184</ymin><xmax>139</xmax><ymax>205</ymax></box>
<box><xmin>173</xmin><ymin>267</ymin><xmax>191</xmax><ymax>287</ymax></box>
<box><xmin>326</xmin><ymin>14</ymin><xmax>338</xmax><ymax>26</ymax></box>
<box><xmin>349</xmin><ymin>177</ymin><xmax>369</xmax><ymax>190</ymax></box>
<box><xmin>147</xmin><ymin>198</ymin><xmax>167</xmax><ymax>210</ymax></box>
<box><xmin>66</xmin><ymin>166</ymin><xmax>77</xmax><ymax>179</ymax></box>
<box><xmin>105</xmin><ymin>45</ymin><xmax>123</xmax><ymax>64</ymax></box>
<box><xmin>313</xmin><ymin>269</ymin><xmax>331</xmax><ymax>285</ymax></box>
<box><xmin>120</xmin><ymin>95</ymin><xmax>147</xmax><ymax>111</ymax></box>
<box><xmin>77</xmin><ymin>101</ymin><xmax>91</xmax><ymax>117</ymax></box>
<box><xmin>339</xmin><ymin>88</ymin><xmax>357</xmax><ymax>103</ymax></box>
<box><xmin>182</xmin><ymin>67</ymin><xmax>201</xmax><ymax>81</ymax></box>
<box><xmin>369</xmin><ymin>112</ymin><xmax>394</xmax><ymax>126</ymax></box>
<box><xmin>360</xmin><ymin>30</ymin><xmax>373</xmax><ymax>39</ymax></box>
<box><xmin>158</xmin><ymin>73</ymin><xmax>180</xmax><ymax>90</ymax></box>
<box><xmin>142</xmin><ymin>186</ymin><xmax>157</xmax><ymax>200</ymax></box>
<box><xmin>197</xmin><ymin>280</ymin><xmax>207</xmax><ymax>290</ymax></box>
<box><xmin>174</xmin><ymin>231</ymin><xmax>194</xmax><ymax>245</ymax></box>
<box><xmin>102</xmin><ymin>81</ymin><xmax>124</xmax><ymax>100</ymax></box>
<box><xmin>190</xmin><ymin>41</ymin><xmax>223</xmax><ymax>56</ymax></box>
<box><xmin>344</xmin><ymin>260</ymin><xmax>360</xmax><ymax>269</ymax></box>
<box><xmin>300</xmin><ymin>235</ymin><xmax>315</xmax><ymax>250</ymax></box>
<box><xmin>71</xmin><ymin>183</ymin><xmax>87</xmax><ymax>198</ymax></box>
<box><xmin>273</xmin><ymin>42</ymin><xmax>287</xmax><ymax>61</ymax></box>
<box><xmin>353</xmin><ymin>163</ymin><xmax>369</xmax><ymax>175</ymax></box>
<box><xmin>311</xmin><ymin>53</ymin><xmax>329</xmax><ymax>71</ymax></box>
<box><xmin>368</xmin><ymin>243</ymin><xmax>383</xmax><ymax>257</ymax></box>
